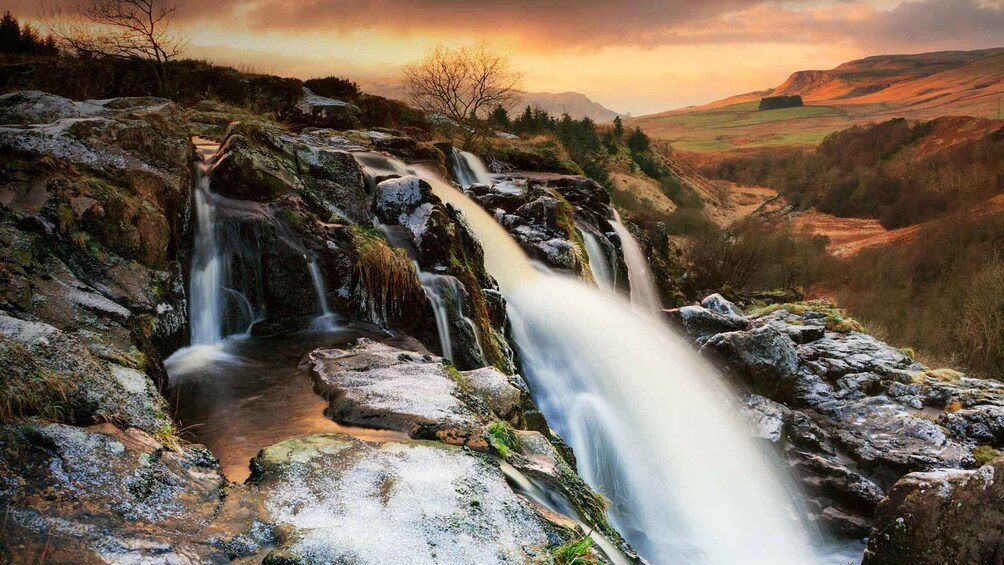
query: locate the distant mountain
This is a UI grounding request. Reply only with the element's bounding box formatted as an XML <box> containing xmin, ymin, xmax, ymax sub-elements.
<box><xmin>358</xmin><ymin>78</ymin><xmax>623</xmax><ymax>123</ymax></box>
<box><xmin>630</xmin><ymin>47</ymin><xmax>1004</xmax><ymax>157</ymax></box>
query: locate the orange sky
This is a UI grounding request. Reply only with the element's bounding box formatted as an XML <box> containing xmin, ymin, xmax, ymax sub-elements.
<box><xmin>18</xmin><ymin>0</ymin><xmax>1004</xmax><ymax>115</ymax></box>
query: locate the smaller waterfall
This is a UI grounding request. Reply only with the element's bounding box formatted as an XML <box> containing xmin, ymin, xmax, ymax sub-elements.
<box><xmin>452</xmin><ymin>147</ymin><xmax>494</xmax><ymax>188</ymax></box>
<box><xmin>419</xmin><ymin>271</ymin><xmax>486</xmax><ymax>364</ymax></box>
<box><xmin>307</xmin><ymin>259</ymin><xmax>338</xmax><ymax>330</ymax></box>
<box><xmin>610</xmin><ymin>210</ymin><xmax>662</xmax><ymax>311</ymax></box>
<box><xmin>579</xmin><ymin>224</ymin><xmax>615</xmax><ymax>290</ymax></box>
<box><xmin>189</xmin><ymin>141</ymin><xmax>224</xmax><ymax>346</ymax></box>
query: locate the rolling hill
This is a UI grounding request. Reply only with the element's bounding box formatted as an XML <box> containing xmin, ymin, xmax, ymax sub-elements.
<box><xmin>358</xmin><ymin>77</ymin><xmax>623</xmax><ymax>122</ymax></box>
<box><xmin>631</xmin><ymin>47</ymin><xmax>1004</xmax><ymax>159</ymax></box>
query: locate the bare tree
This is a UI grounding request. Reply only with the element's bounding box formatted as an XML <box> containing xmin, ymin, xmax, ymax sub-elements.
<box><xmin>403</xmin><ymin>43</ymin><xmax>522</xmax><ymax>149</ymax></box>
<box><xmin>956</xmin><ymin>256</ymin><xmax>1004</xmax><ymax>376</ymax></box>
<box><xmin>42</xmin><ymin>0</ymin><xmax>188</xmax><ymax>92</ymax></box>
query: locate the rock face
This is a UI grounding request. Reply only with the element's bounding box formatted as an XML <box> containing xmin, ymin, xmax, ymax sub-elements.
<box><xmin>467</xmin><ymin>172</ymin><xmax>627</xmax><ymax>285</ymax></box>
<box><xmin>0</xmin><ymin>423</ymin><xmax>261</xmax><ymax>564</ymax></box>
<box><xmin>670</xmin><ymin>296</ymin><xmax>996</xmax><ymax>538</ymax></box>
<box><xmin>371</xmin><ymin>171</ymin><xmax>517</xmax><ymax>372</ymax></box>
<box><xmin>250</xmin><ymin>434</ymin><xmax>555</xmax><ymax>565</ymax></box>
<box><xmin>864</xmin><ymin>459</ymin><xmax>1004</xmax><ymax>565</ymax></box>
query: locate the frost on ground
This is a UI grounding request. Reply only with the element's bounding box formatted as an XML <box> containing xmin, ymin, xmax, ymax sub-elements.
<box><xmin>254</xmin><ymin>434</ymin><xmax>550</xmax><ymax>565</ymax></box>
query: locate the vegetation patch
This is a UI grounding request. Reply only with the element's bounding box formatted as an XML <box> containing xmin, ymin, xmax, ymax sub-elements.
<box><xmin>0</xmin><ymin>342</ymin><xmax>77</xmax><ymax>423</ymax></box>
<box><xmin>485</xmin><ymin>421</ymin><xmax>521</xmax><ymax>459</ymax></box>
<box><xmin>972</xmin><ymin>445</ymin><xmax>1000</xmax><ymax>466</ymax></box>
<box><xmin>750</xmin><ymin>299</ymin><xmax>864</xmax><ymax>333</ymax></box>
<box><xmin>552</xmin><ymin>534</ymin><xmax>599</xmax><ymax>565</ymax></box>
<box><xmin>350</xmin><ymin>226</ymin><xmax>423</xmax><ymax>321</ymax></box>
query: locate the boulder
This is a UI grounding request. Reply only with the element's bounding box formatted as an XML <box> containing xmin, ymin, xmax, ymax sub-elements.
<box><xmin>309</xmin><ymin>339</ymin><xmax>509</xmax><ymax>446</ymax></box>
<box><xmin>0</xmin><ymin>423</ymin><xmax>261</xmax><ymax>563</ymax></box>
<box><xmin>0</xmin><ymin>90</ymin><xmax>80</xmax><ymax>124</ymax></box>
<box><xmin>665</xmin><ymin>304</ymin><xmax>748</xmax><ymax>342</ymax></box>
<box><xmin>703</xmin><ymin>325</ymin><xmax>800</xmax><ymax>401</ymax></box>
<box><xmin>374</xmin><ymin>175</ymin><xmax>432</xmax><ymax>223</ymax></box>
<box><xmin>293</xmin><ymin>87</ymin><xmax>360</xmax><ymax>130</ymax></box>
<box><xmin>863</xmin><ymin>459</ymin><xmax>1004</xmax><ymax>565</ymax></box>
<box><xmin>250</xmin><ymin>434</ymin><xmax>554</xmax><ymax>565</ymax></box>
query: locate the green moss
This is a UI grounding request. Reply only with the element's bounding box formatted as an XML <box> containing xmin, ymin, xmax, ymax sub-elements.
<box><xmin>279</xmin><ymin>207</ymin><xmax>304</xmax><ymax>227</ymax></box>
<box><xmin>973</xmin><ymin>445</ymin><xmax>1000</xmax><ymax>466</ymax></box>
<box><xmin>553</xmin><ymin>535</ymin><xmax>599</xmax><ymax>565</ymax></box>
<box><xmin>486</xmin><ymin>421</ymin><xmax>521</xmax><ymax>459</ymax></box>
<box><xmin>0</xmin><ymin>343</ymin><xmax>77</xmax><ymax>423</ymax></box>
<box><xmin>445</xmin><ymin>362</ymin><xmax>469</xmax><ymax>389</ymax></box>
<box><xmin>749</xmin><ymin>299</ymin><xmax>864</xmax><ymax>333</ymax></box>
<box><xmin>911</xmin><ymin>368</ymin><xmax>964</xmax><ymax>385</ymax></box>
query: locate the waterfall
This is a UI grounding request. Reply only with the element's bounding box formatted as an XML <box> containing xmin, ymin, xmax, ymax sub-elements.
<box><xmin>419</xmin><ymin>271</ymin><xmax>455</xmax><ymax>362</ymax></box>
<box><xmin>451</xmin><ymin>147</ymin><xmax>494</xmax><ymax>188</ymax></box>
<box><xmin>352</xmin><ymin>150</ymin><xmax>822</xmax><ymax>564</ymax></box>
<box><xmin>189</xmin><ymin>140</ymin><xmax>224</xmax><ymax>346</ymax></box>
<box><xmin>610</xmin><ymin>210</ymin><xmax>662</xmax><ymax>311</ymax></box>
<box><xmin>307</xmin><ymin>258</ymin><xmax>338</xmax><ymax>330</ymax></box>
<box><xmin>578</xmin><ymin>224</ymin><xmax>615</xmax><ymax>290</ymax></box>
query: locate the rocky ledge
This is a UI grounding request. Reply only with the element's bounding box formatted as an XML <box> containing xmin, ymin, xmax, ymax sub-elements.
<box><xmin>670</xmin><ymin>295</ymin><xmax>1004</xmax><ymax>540</ymax></box>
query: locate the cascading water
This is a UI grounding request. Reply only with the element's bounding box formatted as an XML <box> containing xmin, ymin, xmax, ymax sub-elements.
<box><xmin>451</xmin><ymin>147</ymin><xmax>494</xmax><ymax>188</ymax></box>
<box><xmin>189</xmin><ymin>139</ymin><xmax>225</xmax><ymax>346</ymax></box>
<box><xmin>610</xmin><ymin>209</ymin><xmax>662</xmax><ymax>311</ymax></box>
<box><xmin>359</xmin><ymin>150</ymin><xmax>825</xmax><ymax>565</ymax></box>
<box><xmin>418</xmin><ymin>271</ymin><xmax>487</xmax><ymax>364</ymax></box>
<box><xmin>579</xmin><ymin>224</ymin><xmax>616</xmax><ymax>290</ymax></box>
<box><xmin>308</xmin><ymin>258</ymin><xmax>338</xmax><ymax>329</ymax></box>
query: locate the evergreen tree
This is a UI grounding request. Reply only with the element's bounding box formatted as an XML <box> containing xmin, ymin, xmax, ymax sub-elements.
<box><xmin>613</xmin><ymin>116</ymin><xmax>624</xmax><ymax>139</ymax></box>
<box><xmin>0</xmin><ymin>11</ymin><xmax>21</xmax><ymax>52</ymax></box>
<box><xmin>627</xmin><ymin>127</ymin><xmax>651</xmax><ymax>154</ymax></box>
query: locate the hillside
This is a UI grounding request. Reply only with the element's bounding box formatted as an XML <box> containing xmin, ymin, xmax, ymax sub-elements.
<box><xmin>631</xmin><ymin>47</ymin><xmax>1004</xmax><ymax>158</ymax></box>
<box><xmin>359</xmin><ymin>77</ymin><xmax>623</xmax><ymax>122</ymax></box>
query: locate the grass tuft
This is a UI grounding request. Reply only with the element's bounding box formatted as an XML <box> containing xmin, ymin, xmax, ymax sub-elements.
<box><xmin>553</xmin><ymin>534</ymin><xmax>599</xmax><ymax>565</ymax></box>
<box><xmin>486</xmin><ymin>421</ymin><xmax>521</xmax><ymax>459</ymax></box>
<box><xmin>350</xmin><ymin>225</ymin><xmax>423</xmax><ymax>320</ymax></box>
<box><xmin>0</xmin><ymin>343</ymin><xmax>77</xmax><ymax>424</ymax></box>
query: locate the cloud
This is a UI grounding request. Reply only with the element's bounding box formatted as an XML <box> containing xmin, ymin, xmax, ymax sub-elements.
<box><xmin>12</xmin><ymin>0</ymin><xmax>1003</xmax><ymax>53</ymax></box>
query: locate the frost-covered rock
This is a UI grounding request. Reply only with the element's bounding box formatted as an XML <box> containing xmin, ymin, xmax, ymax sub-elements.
<box><xmin>0</xmin><ymin>423</ymin><xmax>261</xmax><ymax>563</ymax></box>
<box><xmin>0</xmin><ymin>90</ymin><xmax>80</xmax><ymax>124</ymax></box>
<box><xmin>250</xmin><ymin>434</ymin><xmax>554</xmax><ymax>565</ymax></box>
<box><xmin>309</xmin><ymin>339</ymin><xmax>504</xmax><ymax>445</ymax></box>
<box><xmin>374</xmin><ymin>175</ymin><xmax>432</xmax><ymax>222</ymax></box>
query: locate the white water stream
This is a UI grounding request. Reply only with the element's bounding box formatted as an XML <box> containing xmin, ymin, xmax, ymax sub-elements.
<box><xmin>357</xmin><ymin>150</ymin><xmax>829</xmax><ymax>565</ymax></box>
<box><xmin>610</xmin><ymin>209</ymin><xmax>662</xmax><ymax>311</ymax></box>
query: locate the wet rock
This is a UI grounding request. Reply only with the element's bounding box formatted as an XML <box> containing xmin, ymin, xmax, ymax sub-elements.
<box><xmin>249</xmin><ymin>434</ymin><xmax>554</xmax><ymax>565</ymax></box>
<box><xmin>309</xmin><ymin>339</ymin><xmax>504</xmax><ymax>445</ymax></box>
<box><xmin>469</xmin><ymin>173</ymin><xmax>618</xmax><ymax>280</ymax></box>
<box><xmin>739</xmin><ymin>394</ymin><xmax>789</xmax><ymax>443</ymax></box>
<box><xmin>679</xmin><ymin>295</ymin><xmax>990</xmax><ymax>537</ymax></box>
<box><xmin>0</xmin><ymin>423</ymin><xmax>261</xmax><ymax>564</ymax></box>
<box><xmin>701</xmin><ymin>293</ymin><xmax>746</xmax><ymax>319</ymax></box>
<box><xmin>0</xmin><ymin>91</ymin><xmax>80</xmax><ymax>124</ymax></box>
<box><xmin>863</xmin><ymin>460</ymin><xmax>1004</xmax><ymax>565</ymax></box>
<box><xmin>703</xmin><ymin>325</ymin><xmax>800</xmax><ymax>401</ymax></box>
<box><xmin>293</xmin><ymin>88</ymin><xmax>361</xmax><ymax>130</ymax></box>
<box><xmin>0</xmin><ymin>314</ymin><xmax>170</xmax><ymax>431</ymax></box>
<box><xmin>374</xmin><ymin>175</ymin><xmax>432</xmax><ymax>223</ymax></box>
<box><xmin>665</xmin><ymin>305</ymin><xmax>748</xmax><ymax>343</ymax></box>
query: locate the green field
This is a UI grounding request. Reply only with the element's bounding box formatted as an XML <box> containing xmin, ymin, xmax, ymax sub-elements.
<box><xmin>631</xmin><ymin>101</ymin><xmax>853</xmax><ymax>154</ymax></box>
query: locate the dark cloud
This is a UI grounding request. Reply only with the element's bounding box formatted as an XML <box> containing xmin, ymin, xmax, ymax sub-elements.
<box><xmin>8</xmin><ymin>0</ymin><xmax>1003</xmax><ymax>53</ymax></box>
